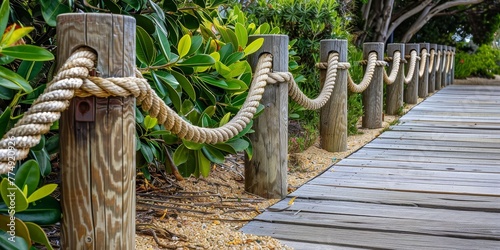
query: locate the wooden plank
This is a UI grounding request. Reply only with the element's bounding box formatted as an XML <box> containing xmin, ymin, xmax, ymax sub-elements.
<box><xmin>379</xmin><ymin>131</ymin><xmax>500</xmax><ymax>142</ymax></box>
<box><xmin>363</xmin><ymin>142</ymin><xmax>500</xmax><ymax>153</ymax></box>
<box><xmin>335</xmin><ymin>158</ymin><xmax>500</xmax><ymax>173</ymax></box>
<box><xmin>278</xmin><ymin>240</ymin><xmax>365</xmax><ymax>250</ymax></box>
<box><xmin>291</xmin><ymin>185</ymin><xmax>500</xmax><ymax>212</ymax></box>
<box><xmin>348</xmin><ymin>153</ymin><xmax>500</xmax><ymax>166</ymax></box>
<box><xmin>369</xmin><ymin>138</ymin><xmax>500</xmax><ymax>149</ymax></box>
<box><xmin>390</xmin><ymin>126</ymin><xmax>500</xmax><ymax>135</ymax></box>
<box><xmin>254</xmin><ymin>211</ymin><xmax>500</xmax><ymax>240</ymax></box>
<box><xmin>351</xmin><ymin>148</ymin><xmax>500</xmax><ymax>161</ymax></box>
<box><xmin>241</xmin><ymin>222</ymin><xmax>500</xmax><ymax>249</ymax></box>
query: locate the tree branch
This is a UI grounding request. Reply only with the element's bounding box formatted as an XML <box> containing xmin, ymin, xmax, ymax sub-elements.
<box><xmin>387</xmin><ymin>0</ymin><xmax>433</xmax><ymax>40</ymax></box>
<box><xmin>401</xmin><ymin>0</ymin><xmax>485</xmax><ymax>42</ymax></box>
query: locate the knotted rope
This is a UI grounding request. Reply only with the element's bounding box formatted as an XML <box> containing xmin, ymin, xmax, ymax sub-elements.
<box><xmin>382</xmin><ymin>51</ymin><xmax>401</xmax><ymax>84</ymax></box>
<box><xmin>418</xmin><ymin>49</ymin><xmax>428</xmax><ymax>77</ymax></box>
<box><xmin>0</xmin><ymin>48</ymin><xmax>274</xmax><ymax>173</ymax></box>
<box><xmin>267</xmin><ymin>53</ymin><xmax>340</xmax><ymax>110</ymax></box>
<box><xmin>404</xmin><ymin>50</ymin><xmax>418</xmax><ymax>84</ymax></box>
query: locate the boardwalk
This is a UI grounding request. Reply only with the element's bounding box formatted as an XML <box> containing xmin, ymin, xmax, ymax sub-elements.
<box><xmin>241</xmin><ymin>84</ymin><xmax>500</xmax><ymax>249</ymax></box>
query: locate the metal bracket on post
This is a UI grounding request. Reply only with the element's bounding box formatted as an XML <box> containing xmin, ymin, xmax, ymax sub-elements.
<box><xmin>75</xmin><ymin>97</ymin><xmax>95</xmax><ymax>122</ymax></box>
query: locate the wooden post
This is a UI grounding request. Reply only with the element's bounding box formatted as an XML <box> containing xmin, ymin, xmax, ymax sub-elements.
<box><xmin>418</xmin><ymin>43</ymin><xmax>429</xmax><ymax>98</ymax></box>
<box><xmin>362</xmin><ymin>42</ymin><xmax>384</xmax><ymax>129</ymax></box>
<box><xmin>404</xmin><ymin>43</ymin><xmax>420</xmax><ymax>104</ymax></box>
<box><xmin>441</xmin><ymin>45</ymin><xmax>448</xmax><ymax>88</ymax></box>
<box><xmin>245</xmin><ymin>35</ymin><xmax>288</xmax><ymax>199</ymax></box>
<box><xmin>451</xmin><ymin>47</ymin><xmax>455</xmax><ymax>84</ymax></box>
<box><xmin>435</xmin><ymin>45</ymin><xmax>443</xmax><ymax>90</ymax></box>
<box><xmin>58</xmin><ymin>14</ymin><xmax>136</xmax><ymax>249</ymax></box>
<box><xmin>428</xmin><ymin>44</ymin><xmax>437</xmax><ymax>93</ymax></box>
<box><xmin>386</xmin><ymin>43</ymin><xmax>405</xmax><ymax>115</ymax></box>
<box><xmin>320</xmin><ymin>39</ymin><xmax>348</xmax><ymax>152</ymax></box>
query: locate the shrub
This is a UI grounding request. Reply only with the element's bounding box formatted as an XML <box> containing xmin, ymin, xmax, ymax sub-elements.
<box><xmin>455</xmin><ymin>44</ymin><xmax>500</xmax><ymax>79</ymax></box>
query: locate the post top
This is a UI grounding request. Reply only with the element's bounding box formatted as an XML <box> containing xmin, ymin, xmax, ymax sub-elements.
<box><xmin>57</xmin><ymin>13</ymin><xmax>136</xmax><ymax>22</ymax></box>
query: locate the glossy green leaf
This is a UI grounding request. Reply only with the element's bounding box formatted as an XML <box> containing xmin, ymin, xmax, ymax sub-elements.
<box><xmin>17</xmin><ymin>61</ymin><xmax>44</xmax><ymax>82</ymax></box>
<box><xmin>0</xmin><ymin>230</ymin><xmax>29</xmax><ymax>250</ymax></box>
<box><xmin>226</xmin><ymin>138</ymin><xmax>250</xmax><ymax>152</ymax></box>
<box><xmin>25</xmin><ymin>222</ymin><xmax>54</xmax><ymax>250</ymax></box>
<box><xmin>178</xmin><ymin>34</ymin><xmax>191</xmax><ymax>58</ymax></box>
<box><xmin>219</xmin><ymin>112</ymin><xmax>231</xmax><ymax>126</ymax></box>
<box><xmin>202</xmin><ymin>146</ymin><xmax>225</xmax><ymax>164</ymax></box>
<box><xmin>0</xmin><ymin>196</ymin><xmax>61</xmax><ymax>225</ymax></box>
<box><xmin>0</xmin><ymin>0</ymin><xmax>9</xmax><ymax>36</ymax></box>
<box><xmin>182</xmin><ymin>140</ymin><xmax>204</xmax><ymax>150</ymax></box>
<box><xmin>40</xmin><ymin>0</ymin><xmax>71</xmax><ymax>27</ymax></box>
<box><xmin>178</xmin><ymin>54</ymin><xmax>215</xmax><ymax>67</ymax></box>
<box><xmin>235</xmin><ymin>23</ymin><xmax>248</xmax><ymax>48</ymax></box>
<box><xmin>193</xmin><ymin>0</ymin><xmax>205</xmax><ymax>8</ymax></box>
<box><xmin>244</xmin><ymin>137</ymin><xmax>253</xmax><ymax>160</ymax></box>
<box><xmin>157</xmin><ymin>28</ymin><xmax>171</xmax><ymax>62</ymax></box>
<box><xmin>244</xmin><ymin>38</ymin><xmax>264</xmax><ymax>56</ymax></box>
<box><xmin>225</xmin><ymin>52</ymin><xmax>245</xmax><ymax>65</ymax></box>
<box><xmin>136</xmin><ymin>26</ymin><xmax>156</xmax><ymax>66</ymax></box>
<box><xmin>0</xmin><ymin>67</ymin><xmax>33</xmax><ymax>93</ymax></box>
<box><xmin>188</xmin><ymin>36</ymin><xmax>204</xmax><ymax>56</ymax></box>
<box><xmin>157</xmin><ymin>74</ymin><xmax>181</xmax><ymax>111</ymax></box>
<box><xmin>150</xmin><ymin>70</ymin><xmax>167</xmax><ymax>98</ymax></box>
<box><xmin>197</xmin><ymin>150</ymin><xmax>211</xmax><ymax>177</ymax></box>
<box><xmin>30</xmin><ymin>148</ymin><xmax>51</xmax><ymax>177</ymax></box>
<box><xmin>1</xmin><ymin>45</ymin><xmax>54</xmax><ymax>61</ymax></box>
<box><xmin>14</xmin><ymin>160</ymin><xmax>40</xmax><ymax>197</ymax></box>
<box><xmin>199</xmin><ymin>75</ymin><xmax>233</xmax><ymax>90</ymax></box>
<box><xmin>181</xmin><ymin>14</ymin><xmax>199</xmax><ymax>30</ymax></box>
<box><xmin>171</xmin><ymin>70</ymin><xmax>196</xmax><ymax>100</ymax></box>
<box><xmin>134</xmin><ymin>14</ymin><xmax>156</xmax><ymax>35</ymax></box>
<box><xmin>0</xmin><ymin>178</ymin><xmax>29</xmax><ymax>212</ymax></box>
<box><xmin>45</xmin><ymin>134</ymin><xmax>59</xmax><ymax>156</ymax></box>
<box><xmin>140</xmin><ymin>141</ymin><xmax>154</xmax><ymax>163</ymax></box>
<box><xmin>0</xmin><ymin>216</ymin><xmax>31</xmax><ymax>249</ymax></box>
<box><xmin>123</xmin><ymin>0</ymin><xmax>144</xmax><ymax>10</ymax></box>
<box><xmin>180</xmin><ymin>99</ymin><xmax>194</xmax><ymax>116</ymax></box>
<box><xmin>173</xmin><ymin>144</ymin><xmax>189</xmax><ymax>166</ymax></box>
<box><xmin>163</xmin><ymin>0</ymin><xmax>177</xmax><ymax>11</ymax></box>
<box><xmin>143</xmin><ymin>115</ymin><xmax>158</xmax><ymax>130</ymax></box>
<box><xmin>27</xmin><ymin>183</ymin><xmax>57</xmax><ymax>203</ymax></box>
<box><xmin>0</xmin><ymin>107</ymin><xmax>11</xmax><ymax>139</ymax></box>
<box><xmin>2</xmin><ymin>27</ymin><xmax>33</xmax><ymax>47</ymax></box>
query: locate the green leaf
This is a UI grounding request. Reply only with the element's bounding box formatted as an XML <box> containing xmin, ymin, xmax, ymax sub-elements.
<box><xmin>157</xmin><ymin>74</ymin><xmax>182</xmax><ymax>111</ymax></box>
<box><xmin>182</xmin><ymin>140</ymin><xmax>204</xmax><ymax>150</ymax></box>
<box><xmin>0</xmin><ymin>178</ymin><xmax>29</xmax><ymax>212</ymax></box>
<box><xmin>17</xmin><ymin>61</ymin><xmax>44</xmax><ymax>82</ymax></box>
<box><xmin>25</xmin><ymin>222</ymin><xmax>54</xmax><ymax>250</ymax></box>
<box><xmin>244</xmin><ymin>38</ymin><xmax>264</xmax><ymax>56</ymax></box>
<box><xmin>157</xmin><ymin>28</ymin><xmax>171</xmax><ymax>62</ymax></box>
<box><xmin>187</xmin><ymin>36</ymin><xmax>204</xmax><ymax>56</ymax></box>
<box><xmin>202</xmin><ymin>146</ymin><xmax>225</xmax><ymax>164</ymax></box>
<box><xmin>1</xmin><ymin>45</ymin><xmax>54</xmax><ymax>61</ymax></box>
<box><xmin>0</xmin><ymin>230</ymin><xmax>29</xmax><ymax>250</ymax></box>
<box><xmin>235</xmin><ymin>23</ymin><xmax>248</xmax><ymax>48</ymax></box>
<box><xmin>2</xmin><ymin>27</ymin><xmax>34</xmax><ymax>47</ymax></box>
<box><xmin>163</xmin><ymin>0</ymin><xmax>177</xmax><ymax>11</ymax></box>
<box><xmin>178</xmin><ymin>34</ymin><xmax>191</xmax><ymax>58</ymax></box>
<box><xmin>219</xmin><ymin>112</ymin><xmax>231</xmax><ymax>126</ymax></box>
<box><xmin>136</xmin><ymin>26</ymin><xmax>156</xmax><ymax>66</ymax></box>
<box><xmin>0</xmin><ymin>0</ymin><xmax>9</xmax><ymax>36</ymax></box>
<box><xmin>143</xmin><ymin>115</ymin><xmax>158</xmax><ymax>130</ymax></box>
<box><xmin>0</xmin><ymin>216</ymin><xmax>31</xmax><ymax>249</ymax></box>
<box><xmin>197</xmin><ymin>150</ymin><xmax>211</xmax><ymax>177</ymax></box>
<box><xmin>0</xmin><ymin>196</ymin><xmax>61</xmax><ymax>225</ymax></box>
<box><xmin>181</xmin><ymin>14</ymin><xmax>199</xmax><ymax>30</ymax></box>
<box><xmin>14</xmin><ymin>160</ymin><xmax>40</xmax><ymax>197</ymax></box>
<box><xmin>171</xmin><ymin>71</ymin><xmax>196</xmax><ymax>100</ymax></box>
<box><xmin>140</xmin><ymin>141</ymin><xmax>154</xmax><ymax>163</ymax></box>
<box><xmin>173</xmin><ymin>145</ymin><xmax>189</xmax><ymax>165</ymax></box>
<box><xmin>226</xmin><ymin>138</ymin><xmax>250</xmax><ymax>152</ymax></box>
<box><xmin>0</xmin><ymin>107</ymin><xmax>11</xmax><ymax>139</ymax></box>
<box><xmin>178</xmin><ymin>54</ymin><xmax>215</xmax><ymax>67</ymax></box>
<box><xmin>0</xmin><ymin>67</ymin><xmax>33</xmax><ymax>93</ymax></box>
<box><xmin>40</xmin><ymin>0</ymin><xmax>71</xmax><ymax>27</ymax></box>
<box><xmin>29</xmin><ymin>148</ymin><xmax>51</xmax><ymax>177</ymax></box>
<box><xmin>27</xmin><ymin>184</ymin><xmax>57</xmax><ymax>203</ymax></box>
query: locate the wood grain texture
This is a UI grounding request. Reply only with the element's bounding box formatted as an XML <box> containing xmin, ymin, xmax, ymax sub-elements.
<box><xmin>362</xmin><ymin>42</ymin><xmax>384</xmax><ymax>128</ymax></box>
<box><xmin>319</xmin><ymin>39</ymin><xmax>348</xmax><ymax>152</ymax></box>
<box><xmin>435</xmin><ymin>45</ymin><xmax>443</xmax><ymax>90</ymax></box>
<box><xmin>418</xmin><ymin>43</ymin><xmax>429</xmax><ymax>98</ymax></box>
<box><xmin>428</xmin><ymin>44</ymin><xmax>437</xmax><ymax>93</ymax></box>
<box><xmin>58</xmin><ymin>14</ymin><xmax>136</xmax><ymax>249</ymax></box>
<box><xmin>385</xmin><ymin>43</ymin><xmax>405</xmax><ymax>115</ymax></box>
<box><xmin>404</xmin><ymin>43</ymin><xmax>420</xmax><ymax>104</ymax></box>
<box><xmin>245</xmin><ymin>35</ymin><xmax>288</xmax><ymax>198</ymax></box>
<box><xmin>241</xmin><ymin>84</ymin><xmax>500</xmax><ymax>249</ymax></box>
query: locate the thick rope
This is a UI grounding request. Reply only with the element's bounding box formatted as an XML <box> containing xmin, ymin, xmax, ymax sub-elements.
<box><xmin>445</xmin><ymin>51</ymin><xmax>452</xmax><ymax>74</ymax></box>
<box><xmin>0</xmin><ymin>48</ymin><xmax>273</xmax><ymax>173</ymax></box>
<box><xmin>404</xmin><ymin>50</ymin><xmax>418</xmax><ymax>84</ymax></box>
<box><xmin>267</xmin><ymin>53</ymin><xmax>339</xmax><ymax>110</ymax></box>
<box><xmin>441</xmin><ymin>50</ymin><xmax>447</xmax><ymax>73</ymax></box>
<box><xmin>347</xmin><ymin>52</ymin><xmax>378</xmax><ymax>93</ymax></box>
<box><xmin>435</xmin><ymin>50</ymin><xmax>442</xmax><ymax>72</ymax></box>
<box><xmin>418</xmin><ymin>49</ymin><xmax>428</xmax><ymax>77</ymax></box>
<box><xmin>428</xmin><ymin>49</ymin><xmax>435</xmax><ymax>72</ymax></box>
<box><xmin>383</xmin><ymin>51</ymin><xmax>401</xmax><ymax>84</ymax></box>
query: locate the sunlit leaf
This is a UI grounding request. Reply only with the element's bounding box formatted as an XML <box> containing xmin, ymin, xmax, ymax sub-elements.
<box><xmin>27</xmin><ymin>184</ymin><xmax>57</xmax><ymax>203</ymax></box>
<box><xmin>173</xmin><ymin>144</ymin><xmax>189</xmax><ymax>165</ymax></box>
<box><xmin>14</xmin><ymin>160</ymin><xmax>40</xmax><ymax>197</ymax></box>
<box><xmin>197</xmin><ymin>150</ymin><xmax>211</xmax><ymax>177</ymax></box>
<box><xmin>0</xmin><ymin>66</ymin><xmax>33</xmax><ymax>93</ymax></box>
<box><xmin>25</xmin><ymin>222</ymin><xmax>54</xmax><ymax>250</ymax></box>
<box><xmin>1</xmin><ymin>27</ymin><xmax>33</xmax><ymax>47</ymax></box>
<box><xmin>0</xmin><ymin>0</ymin><xmax>9</xmax><ymax>36</ymax></box>
<box><xmin>0</xmin><ymin>178</ymin><xmax>29</xmax><ymax>211</ymax></box>
<box><xmin>235</xmin><ymin>23</ymin><xmax>248</xmax><ymax>48</ymax></box>
<box><xmin>1</xmin><ymin>45</ymin><xmax>54</xmax><ymax>61</ymax></box>
<box><xmin>143</xmin><ymin>115</ymin><xmax>158</xmax><ymax>129</ymax></box>
<box><xmin>178</xmin><ymin>54</ymin><xmax>215</xmax><ymax>67</ymax></box>
<box><xmin>244</xmin><ymin>38</ymin><xmax>264</xmax><ymax>56</ymax></box>
<box><xmin>178</xmin><ymin>34</ymin><xmax>191</xmax><ymax>58</ymax></box>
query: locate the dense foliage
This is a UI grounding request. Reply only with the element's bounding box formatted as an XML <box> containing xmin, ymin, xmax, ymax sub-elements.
<box><xmin>454</xmin><ymin>44</ymin><xmax>500</xmax><ymax>79</ymax></box>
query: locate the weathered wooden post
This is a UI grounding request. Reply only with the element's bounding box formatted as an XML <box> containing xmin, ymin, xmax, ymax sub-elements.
<box><xmin>428</xmin><ymin>44</ymin><xmax>437</xmax><ymax>93</ymax></box>
<box><xmin>362</xmin><ymin>42</ymin><xmax>384</xmax><ymax>129</ymax></box>
<box><xmin>404</xmin><ymin>43</ymin><xmax>420</xmax><ymax>104</ymax></box>
<box><xmin>58</xmin><ymin>14</ymin><xmax>136</xmax><ymax>249</ymax></box>
<box><xmin>320</xmin><ymin>39</ymin><xmax>348</xmax><ymax>152</ymax></box>
<box><xmin>386</xmin><ymin>43</ymin><xmax>405</xmax><ymax>115</ymax></box>
<box><xmin>245</xmin><ymin>35</ymin><xmax>288</xmax><ymax>199</ymax></box>
<box><xmin>441</xmin><ymin>45</ymin><xmax>448</xmax><ymax>88</ymax></box>
<box><xmin>418</xmin><ymin>43</ymin><xmax>429</xmax><ymax>98</ymax></box>
<box><xmin>451</xmin><ymin>47</ymin><xmax>456</xmax><ymax>84</ymax></box>
<box><xmin>435</xmin><ymin>45</ymin><xmax>443</xmax><ymax>90</ymax></box>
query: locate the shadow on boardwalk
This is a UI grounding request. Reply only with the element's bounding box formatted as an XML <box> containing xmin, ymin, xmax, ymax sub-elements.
<box><xmin>241</xmin><ymin>82</ymin><xmax>500</xmax><ymax>249</ymax></box>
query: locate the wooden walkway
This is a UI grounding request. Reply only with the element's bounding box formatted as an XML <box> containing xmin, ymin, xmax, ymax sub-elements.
<box><xmin>241</xmin><ymin>84</ymin><xmax>500</xmax><ymax>249</ymax></box>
